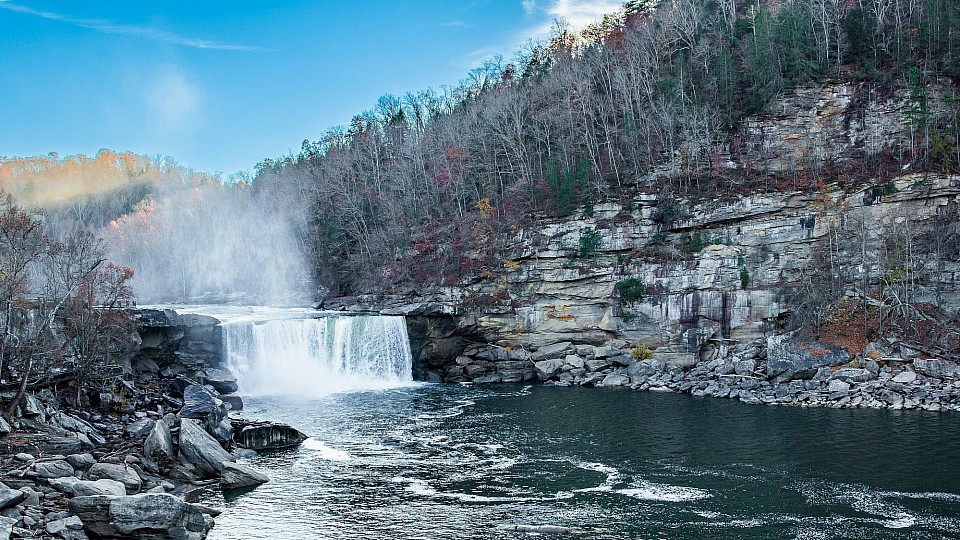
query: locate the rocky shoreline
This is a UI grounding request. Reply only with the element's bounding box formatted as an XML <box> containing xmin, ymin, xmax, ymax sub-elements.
<box><xmin>0</xmin><ymin>309</ymin><xmax>306</xmax><ymax>540</ymax></box>
<box><xmin>441</xmin><ymin>336</ymin><xmax>960</xmax><ymax>413</ymax></box>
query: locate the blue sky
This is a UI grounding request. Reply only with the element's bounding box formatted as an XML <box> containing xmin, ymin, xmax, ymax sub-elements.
<box><xmin>0</xmin><ymin>0</ymin><xmax>621</xmax><ymax>176</ymax></box>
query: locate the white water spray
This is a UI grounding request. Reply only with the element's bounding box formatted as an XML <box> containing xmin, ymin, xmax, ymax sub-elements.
<box><xmin>222</xmin><ymin>315</ymin><xmax>413</xmax><ymax>396</ymax></box>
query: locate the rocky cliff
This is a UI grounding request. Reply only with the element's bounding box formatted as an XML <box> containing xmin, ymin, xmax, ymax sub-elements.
<box><xmin>325</xmin><ymin>81</ymin><xmax>960</xmax><ymax>411</ymax></box>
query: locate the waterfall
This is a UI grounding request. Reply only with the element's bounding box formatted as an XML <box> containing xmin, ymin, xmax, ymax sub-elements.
<box><xmin>222</xmin><ymin>315</ymin><xmax>414</xmax><ymax>396</ymax></box>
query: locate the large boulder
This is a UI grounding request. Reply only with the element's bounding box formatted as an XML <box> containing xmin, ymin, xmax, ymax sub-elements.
<box><xmin>913</xmin><ymin>358</ymin><xmax>960</xmax><ymax>379</ymax></box>
<box><xmin>178</xmin><ymin>418</ymin><xmax>235</xmax><ymax>477</ymax></box>
<box><xmin>220</xmin><ymin>462</ymin><xmax>269</xmax><ymax>491</ymax></box>
<box><xmin>531</xmin><ymin>342</ymin><xmax>574</xmax><ymax>361</ymax></box>
<box><xmin>201</xmin><ymin>368</ymin><xmax>239</xmax><ymax>395</ymax></box>
<box><xmin>533</xmin><ymin>359</ymin><xmax>566</xmax><ymax>380</ymax></box>
<box><xmin>144</xmin><ymin>420</ymin><xmax>175</xmax><ymax>462</ymax></box>
<box><xmin>765</xmin><ymin>335</ymin><xmax>850</xmax><ymax>383</ymax></box>
<box><xmin>68</xmin><ymin>494</ymin><xmax>214</xmax><ymax>540</ymax></box>
<box><xmin>234</xmin><ymin>422</ymin><xmax>307</xmax><ymax>451</ymax></box>
<box><xmin>86</xmin><ymin>463</ymin><xmax>142</xmax><ymax>494</ymax></box>
<box><xmin>34</xmin><ymin>460</ymin><xmax>75</xmax><ymax>479</ymax></box>
<box><xmin>0</xmin><ymin>482</ymin><xmax>26</xmax><ymax>509</ymax></box>
<box><xmin>124</xmin><ymin>418</ymin><xmax>155</xmax><ymax>439</ymax></box>
<box><xmin>49</xmin><ymin>476</ymin><xmax>127</xmax><ymax>497</ymax></box>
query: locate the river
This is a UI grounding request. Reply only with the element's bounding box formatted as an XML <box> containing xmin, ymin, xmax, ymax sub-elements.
<box><xmin>203</xmin><ymin>384</ymin><xmax>960</xmax><ymax>539</ymax></box>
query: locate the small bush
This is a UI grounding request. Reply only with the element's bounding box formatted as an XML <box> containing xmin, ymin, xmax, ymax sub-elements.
<box><xmin>740</xmin><ymin>266</ymin><xmax>750</xmax><ymax>289</ymax></box>
<box><xmin>579</xmin><ymin>228</ymin><xmax>603</xmax><ymax>258</ymax></box>
<box><xmin>631</xmin><ymin>343</ymin><xmax>653</xmax><ymax>360</ymax></box>
<box><xmin>621</xmin><ymin>311</ymin><xmax>638</xmax><ymax>323</ymax></box>
<box><xmin>616</xmin><ymin>278</ymin><xmax>646</xmax><ymax>302</ymax></box>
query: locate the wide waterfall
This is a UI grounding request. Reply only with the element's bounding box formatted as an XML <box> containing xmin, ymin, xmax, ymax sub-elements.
<box><xmin>220</xmin><ymin>314</ymin><xmax>414</xmax><ymax>396</ymax></box>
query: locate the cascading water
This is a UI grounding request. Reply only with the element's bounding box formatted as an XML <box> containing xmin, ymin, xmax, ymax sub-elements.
<box><xmin>221</xmin><ymin>314</ymin><xmax>414</xmax><ymax>396</ymax></box>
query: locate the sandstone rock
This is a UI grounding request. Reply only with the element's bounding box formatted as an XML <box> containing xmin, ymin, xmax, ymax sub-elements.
<box><xmin>33</xmin><ymin>460</ymin><xmax>74</xmax><ymax>479</ymax></box>
<box><xmin>124</xmin><ymin>418</ymin><xmax>155</xmax><ymax>439</ymax></box>
<box><xmin>766</xmin><ymin>335</ymin><xmax>849</xmax><ymax>382</ymax></box>
<box><xmin>585</xmin><ymin>359</ymin><xmax>611</xmax><ymax>372</ymax></box>
<box><xmin>180</xmin><ymin>384</ymin><xmax>222</xmax><ymax>420</ymax></box>
<box><xmin>828</xmin><ymin>380</ymin><xmax>851</xmax><ymax>393</ymax></box>
<box><xmin>534</xmin><ymin>359</ymin><xmax>566</xmax><ymax>380</ymax></box>
<box><xmin>608</xmin><ymin>354</ymin><xmax>633</xmax><ymax>367</ymax></box>
<box><xmin>219</xmin><ymin>462</ymin><xmax>269</xmax><ymax>491</ymax></box>
<box><xmin>144</xmin><ymin>419</ymin><xmax>175</xmax><ymax>462</ymax></box>
<box><xmin>593</xmin><ymin>346</ymin><xmax>620</xmax><ymax>359</ymax></box>
<box><xmin>45</xmin><ymin>515</ymin><xmax>84</xmax><ymax>536</ymax></box>
<box><xmin>893</xmin><ymin>371</ymin><xmax>918</xmax><ymax>384</ymax></box>
<box><xmin>735</xmin><ymin>359</ymin><xmax>756</xmax><ymax>376</ymax></box>
<box><xmin>202</xmin><ymin>367</ymin><xmax>239</xmax><ymax>395</ymax></box>
<box><xmin>600</xmin><ymin>373</ymin><xmax>630</xmax><ymax>387</ymax></box>
<box><xmin>914</xmin><ymin>358</ymin><xmax>960</xmax><ymax>379</ymax></box>
<box><xmin>531</xmin><ymin>342</ymin><xmax>574</xmax><ymax>361</ymax></box>
<box><xmin>0</xmin><ymin>483</ymin><xmax>26</xmax><ymax>509</ymax></box>
<box><xmin>0</xmin><ymin>516</ymin><xmax>16</xmax><ymax>539</ymax></box>
<box><xmin>563</xmin><ymin>355</ymin><xmax>585</xmax><ymax>369</ymax></box>
<box><xmin>0</xmin><ymin>416</ymin><xmax>10</xmax><ymax>436</ymax></box>
<box><xmin>221</xmin><ymin>394</ymin><xmax>244</xmax><ymax>411</ymax></box>
<box><xmin>178</xmin><ymin>418</ymin><xmax>235</xmax><ymax>477</ymax></box>
<box><xmin>49</xmin><ymin>476</ymin><xmax>126</xmax><ymax>497</ymax></box>
<box><xmin>85</xmin><ymin>464</ymin><xmax>141</xmax><ymax>494</ymax></box>
<box><xmin>68</xmin><ymin>494</ymin><xmax>214</xmax><ymax>540</ymax></box>
<box><xmin>66</xmin><ymin>453</ymin><xmax>96</xmax><ymax>470</ymax></box>
<box><xmin>830</xmin><ymin>368</ymin><xmax>876</xmax><ymax>383</ymax></box>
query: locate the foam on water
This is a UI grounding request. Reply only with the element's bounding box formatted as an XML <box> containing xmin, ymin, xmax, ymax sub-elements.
<box><xmin>302</xmin><ymin>438</ymin><xmax>352</xmax><ymax>461</ymax></box>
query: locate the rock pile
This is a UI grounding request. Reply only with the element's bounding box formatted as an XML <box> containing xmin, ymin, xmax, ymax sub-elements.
<box><xmin>442</xmin><ymin>336</ymin><xmax>960</xmax><ymax>412</ymax></box>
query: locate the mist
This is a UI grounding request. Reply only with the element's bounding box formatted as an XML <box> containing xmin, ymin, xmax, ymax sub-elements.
<box><xmin>105</xmin><ymin>182</ymin><xmax>315</xmax><ymax>306</ymax></box>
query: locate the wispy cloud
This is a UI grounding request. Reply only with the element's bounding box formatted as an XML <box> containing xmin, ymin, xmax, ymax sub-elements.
<box><xmin>457</xmin><ymin>0</ymin><xmax>619</xmax><ymax>68</ymax></box>
<box><xmin>144</xmin><ymin>65</ymin><xmax>203</xmax><ymax>132</ymax></box>
<box><xmin>443</xmin><ymin>21</ymin><xmax>468</xmax><ymax>27</ymax></box>
<box><xmin>0</xmin><ymin>1</ymin><xmax>265</xmax><ymax>51</ymax></box>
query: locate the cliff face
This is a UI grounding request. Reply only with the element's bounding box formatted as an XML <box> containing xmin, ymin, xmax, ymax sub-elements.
<box><xmin>326</xmin><ymin>81</ymin><xmax>960</xmax><ymax>388</ymax></box>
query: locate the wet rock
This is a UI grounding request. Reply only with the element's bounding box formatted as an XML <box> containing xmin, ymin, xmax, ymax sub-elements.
<box><xmin>68</xmin><ymin>494</ymin><xmax>214</xmax><ymax>540</ymax></box>
<box><xmin>234</xmin><ymin>422</ymin><xmax>307</xmax><ymax>451</ymax></box>
<box><xmin>219</xmin><ymin>462</ymin><xmax>269</xmax><ymax>491</ymax></box>
<box><xmin>201</xmin><ymin>367</ymin><xmax>239</xmax><ymax>395</ymax></box>
<box><xmin>178</xmin><ymin>418</ymin><xmax>235</xmax><ymax>477</ymax></box>
<box><xmin>220</xmin><ymin>395</ymin><xmax>243</xmax><ymax>411</ymax></box>
<box><xmin>143</xmin><ymin>419</ymin><xmax>174</xmax><ymax>462</ymax></box>
<box><xmin>85</xmin><ymin>464</ymin><xmax>141</xmax><ymax>494</ymax></box>
<box><xmin>600</xmin><ymin>373</ymin><xmax>630</xmax><ymax>387</ymax></box>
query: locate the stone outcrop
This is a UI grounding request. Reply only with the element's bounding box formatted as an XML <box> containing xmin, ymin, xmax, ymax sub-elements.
<box><xmin>68</xmin><ymin>494</ymin><xmax>215</xmax><ymax>540</ymax></box>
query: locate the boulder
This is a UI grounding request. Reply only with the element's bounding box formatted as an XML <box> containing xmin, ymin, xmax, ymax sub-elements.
<box><xmin>827</xmin><ymin>380</ymin><xmax>851</xmax><ymax>393</ymax></box>
<box><xmin>68</xmin><ymin>494</ymin><xmax>214</xmax><ymax>540</ymax></box>
<box><xmin>180</xmin><ymin>384</ymin><xmax>222</xmax><ymax>420</ymax></box>
<box><xmin>178</xmin><ymin>418</ymin><xmax>234</xmax><ymax>477</ymax></box>
<box><xmin>593</xmin><ymin>345</ymin><xmax>620</xmax><ymax>359</ymax></box>
<box><xmin>221</xmin><ymin>395</ymin><xmax>243</xmax><ymax>411</ymax></box>
<box><xmin>0</xmin><ymin>483</ymin><xmax>26</xmax><ymax>509</ymax></box>
<box><xmin>765</xmin><ymin>335</ymin><xmax>850</xmax><ymax>382</ymax></box>
<box><xmin>66</xmin><ymin>453</ymin><xmax>97</xmax><ymax>470</ymax></box>
<box><xmin>893</xmin><ymin>371</ymin><xmax>918</xmax><ymax>384</ymax></box>
<box><xmin>86</xmin><ymin>463</ymin><xmax>141</xmax><ymax>494</ymax></box>
<box><xmin>34</xmin><ymin>460</ymin><xmax>75</xmax><ymax>479</ymax></box>
<box><xmin>599</xmin><ymin>373</ymin><xmax>630</xmax><ymax>387</ymax></box>
<box><xmin>735</xmin><ymin>359</ymin><xmax>757</xmax><ymax>376</ymax></box>
<box><xmin>144</xmin><ymin>419</ymin><xmax>175</xmax><ymax>462</ymax></box>
<box><xmin>0</xmin><ymin>516</ymin><xmax>16</xmax><ymax>539</ymax></box>
<box><xmin>534</xmin><ymin>359</ymin><xmax>566</xmax><ymax>380</ymax></box>
<box><xmin>830</xmin><ymin>368</ymin><xmax>876</xmax><ymax>383</ymax></box>
<box><xmin>201</xmin><ymin>367</ymin><xmax>239</xmax><ymax>395</ymax></box>
<box><xmin>563</xmin><ymin>355</ymin><xmax>585</xmax><ymax>369</ymax></box>
<box><xmin>219</xmin><ymin>462</ymin><xmax>269</xmax><ymax>491</ymax></box>
<box><xmin>531</xmin><ymin>342</ymin><xmax>574</xmax><ymax>361</ymax></box>
<box><xmin>124</xmin><ymin>418</ymin><xmax>155</xmax><ymax>439</ymax></box>
<box><xmin>49</xmin><ymin>477</ymin><xmax>126</xmax><ymax>497</ymax></box>
<box><xmin>914</xmin><ymin>358</ymin><xmax>960</xmax><ymax>379</ymax></box>
<box><xmin>234</xmin><ymin>422</ymin><xmax>307</xmax><ymax>451</ymax></box>
<box><xmin>0</xmin><ymin>416</ymin><xmax>10</xmax><ymax>436</ymax></box>
<box><xmin>45</xmin><ymin>515</ymin><xmax>84</xmax><ymax>538</ymax></box>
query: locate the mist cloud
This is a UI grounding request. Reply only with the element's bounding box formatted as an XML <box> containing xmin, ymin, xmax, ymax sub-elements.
<box><xmin>144</xmin><ymin>65</ymin><xmax>203</xmax><ymax>132</ymax></box>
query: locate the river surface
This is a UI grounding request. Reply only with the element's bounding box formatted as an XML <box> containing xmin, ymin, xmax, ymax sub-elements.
<box><xmin>204</xmin><ymin>384</ymin><xmax>960</xmax><ymax>539</ymax></box>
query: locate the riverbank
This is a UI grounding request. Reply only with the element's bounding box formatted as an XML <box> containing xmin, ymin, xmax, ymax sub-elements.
<box><xmin>0</xmin><ymin>308</ymin><xmax>306</xmax><ymax>540</ymax></box>
<box><xmin>443</xmin><ymin>336</ymin><xmax>960</xmax><ymax>413</ymax></box>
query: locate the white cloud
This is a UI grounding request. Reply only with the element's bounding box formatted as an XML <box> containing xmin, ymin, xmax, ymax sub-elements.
<box><xmin>545</xmin><ymin>0</ymin><xmax>624</xmax><ymax>30</ymax></box>
<box><xmin>144</xmin><ymin>65</ymin><xmax>203</xmax><ymax>132</ymax></box>
<box><xmin>0</xmin><ymin>1</ymin><xmax>264</xmax><ymax>51</ymax></box>
<box><xmin>522</xmin><ymin>0</ymin><xmax>537</xmax><ymax>15</ymax></box>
